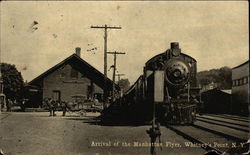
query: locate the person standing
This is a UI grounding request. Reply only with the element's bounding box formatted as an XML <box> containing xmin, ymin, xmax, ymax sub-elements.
<box><xmin>6</xmin><ymin>99</ymin><xmax>12</xmax><ymax>112</ymax></box>
<box><xmin>51</xmin><ymin>100</ymin><xmax>58</xmax><ymax>116</ymax></box>
<box><xmin>147</xmin><ymin>119</ymin><xmax>162</xmax><ymax>155</ymax></box>
<box><xmin>20</xmin><ymin>99</ymin><xmax>27</xmax><ymax>112</ymax></box>
<box><xmin>60</xmin><ymin>101</ymin><xmax>68</xmax><ymax>116</ymax></box>
<box><xmin>44</xmin><ymin>98</ymin><xmax>55</xmax><ymax>116</ymax></box>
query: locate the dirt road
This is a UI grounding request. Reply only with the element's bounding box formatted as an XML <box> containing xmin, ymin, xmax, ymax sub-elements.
<box><xmin>0</xmin><ymin>112</ymin><xmax>205</xmax><ymax>155</ymax></box>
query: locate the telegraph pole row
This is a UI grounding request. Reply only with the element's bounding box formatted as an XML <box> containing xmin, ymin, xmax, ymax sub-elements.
<box><xmin>90</xmin><ymin>25</ymin><xmax>121</xmax><ymax>109</ymax></box>
<box><xmin>107</xmin><ymin>51</ymin><xmax>126</xmax><ymax>102</ymax></box>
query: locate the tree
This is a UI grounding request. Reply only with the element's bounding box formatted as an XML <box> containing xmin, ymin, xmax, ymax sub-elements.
<box><xmin>117</xmin><ymin>79</ymin><xmax>130</xmax><ymax>93</ymax></box>
<box><xmin>197</xmin><ymin>66</ymin><xmax>232</xmax><ymax>90</ymax></box>
<box><xmin>0</xmin><ymin>63</ymin><xmax>24</xmax><ymax>101</ymax></box>
<box><xmin>217</xmin><ymin>66</ymin><xmax>232</xmax><ymax>89</ymax></box>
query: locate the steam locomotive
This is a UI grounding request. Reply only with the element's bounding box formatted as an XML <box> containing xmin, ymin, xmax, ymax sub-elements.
<box><xmin>102</xmin><ymin>42</ymin><xmax>201</xmax><ymax>125</ymax></box>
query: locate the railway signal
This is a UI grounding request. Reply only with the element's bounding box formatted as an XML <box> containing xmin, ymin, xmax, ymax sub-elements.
<box><xmin>107</xmin><ymin>51</ymin><xmax>126</xmax><ymax>102</ymax></box>
<box><xmin>90</xmin><ymin>25</ymin><xmax>122</xmax><ymax>108</ymax></box>
<box><xmin>147</xmin><ymin>71</ymin><xmax>164</xmax><ymax>155</ymax></box>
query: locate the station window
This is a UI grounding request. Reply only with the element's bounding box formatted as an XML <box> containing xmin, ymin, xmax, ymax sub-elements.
<box><xmin>53</xmin><ymin>90</ymin><xmax>61</xmax><ymax>101</ymax></box>
<box><xmin>237</xmin><ymin>79</ymin><xmax>241</xmax><ymax>86</ymax></box>
<box><xmin>234</xmin><ymin>77</ymin><xmax>249</xmax><ymax>86</ymax></box>
<box><xmin>245</xmin><ymin>76</ymin><xmax>249</xmax><ymax>84</ymax></box>
<box><xmin>243</xmin><ymin>77</ymin><xmax>246</xmax><ymax>84</ymax></box>
<box><xmin>241</xmin><ymin>78</ymin><xmax>244</xmax><ymax>85</ymax></box>
<box><xmin>233</xmin><ymin>80</ymin><xmax>236</xmax><ymax>86</ymax></box>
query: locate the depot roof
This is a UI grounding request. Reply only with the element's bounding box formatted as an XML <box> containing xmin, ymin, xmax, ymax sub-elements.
<box><xmin>29</xmin><ymin>54</ymin><xmax>119</xmax><ymax>91</ymax></box>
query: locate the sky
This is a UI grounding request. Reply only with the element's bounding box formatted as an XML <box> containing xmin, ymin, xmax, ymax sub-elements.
<box><xmin>0</xmin><ymin>1</ymin><xmax>249</xmax><ymax>84</ymax></box>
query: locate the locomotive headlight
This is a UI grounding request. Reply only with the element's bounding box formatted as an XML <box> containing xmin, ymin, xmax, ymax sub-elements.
<box><xmin>165</xmin><ymin>59</ymin><xmax>190</xmax><ymax>86</ymax></box>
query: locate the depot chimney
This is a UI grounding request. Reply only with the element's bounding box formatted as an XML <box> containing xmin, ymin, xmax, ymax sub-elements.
<box><xmin>75</xmin><ymin>47</ymin><xmax>81</xmax><ymax>57</ymax></box>
<box><xmin>171</xmin><ymin>42</ymin><xmax>179</xmax><ymax>49</ymax></box>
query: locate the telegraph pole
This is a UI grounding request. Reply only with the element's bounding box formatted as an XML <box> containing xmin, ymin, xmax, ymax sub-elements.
<box><xmin>107</xmin><ymin>51</ymin><xmax>125</xmax><ymax>102</ymax></box>
<box><xmin>115</xmin><ymin>73</ymin><xmax>125</xmax><ymax>81</ymax></box>
<box><xmin>90</xmin><ymin>25</ymin><xmax>121</xmax><ymax>108</ymax></box>
<box><xmin>0</xmin><ymin>50</ymin><xmax>4</xmax><ymax>112</ymax></box>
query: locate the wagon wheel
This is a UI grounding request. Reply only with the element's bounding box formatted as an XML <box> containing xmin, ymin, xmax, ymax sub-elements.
<box><xmin>79</xmin><ymin>109</ymin><xmax>87</xmax><ymax>117</ymax></box>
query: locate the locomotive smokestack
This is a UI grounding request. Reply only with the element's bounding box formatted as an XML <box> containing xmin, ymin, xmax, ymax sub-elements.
<box><xmin>75</xmin><ymin>47</ymin><xmax>81</xmax><ymax>57</ymax></box>
<box><xmin>171</xmin><ymin>42</ymin><xmax>179</xmax><ymax>49</ymax></box>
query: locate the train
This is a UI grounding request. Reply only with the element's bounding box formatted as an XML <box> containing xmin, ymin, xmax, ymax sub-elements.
<box><xmin>102</xmin><ymin>42</ymin><xmax>201</xmax><ymax>125</ymax></box>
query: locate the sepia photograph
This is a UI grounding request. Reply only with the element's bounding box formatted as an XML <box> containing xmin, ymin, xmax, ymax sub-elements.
<box><xmin>0</xmin><ymin>1</ymin><xmax>249</xmax><ymax>155</ymax></box>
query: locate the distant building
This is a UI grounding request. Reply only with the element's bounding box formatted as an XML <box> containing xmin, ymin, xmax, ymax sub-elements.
<box><xmin>232</xmin><ymin>60</ymin><xmax>249</xmax><ymax>115</ymax></box>
<box><xmin>201</xmin><ymin>81</ymin><xmax>218</xmax><ymax>92</ymax></box>
<box><xmin>201</xmin><ymin>88</ymin><xmax>232</xmax><ymax>114</ymax></box>
<box><xmin>28</xmin><ymin>48</ymin><xmax>119</xmax><ymax>107</ymax></box>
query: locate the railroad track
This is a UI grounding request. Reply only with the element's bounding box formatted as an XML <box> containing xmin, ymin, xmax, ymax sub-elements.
<box><xmin>165</xmin><ymin>125</ymin><xmax>224</xmax><ymax>154</ymax></box>
<box><xmin>196</xmin><ymin>117</ymin><xmax>249</xmax><ymax>132</ymax></box>
<box><xmin>165</xmin><ymin>114</ymin><xmax>249</xmax><ymax>154</ymax></box>
<box><xmin>196</xmin><ymin>115</ymin><xmax>248</xmax><ymax>128</ymax></box>
<box><xmin>220</xmin><ymin>114</ymin><xmax>250</xmax><ymax>120</ymax></box>
<box><xmin>205</xmin><ymin>114</ymin><xmax>250</xmax><ymax>123</ymax></box>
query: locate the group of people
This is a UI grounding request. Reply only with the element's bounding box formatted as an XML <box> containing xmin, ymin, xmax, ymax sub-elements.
<box><xmin>4</xmin><ymin>97</ymin><xmax>71</xmax><ymax>116</ymax></box>
<box><xmin>43</xmin><ymin>98</ymin><xmax>70</xmax><ymax>117</ymax></box>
